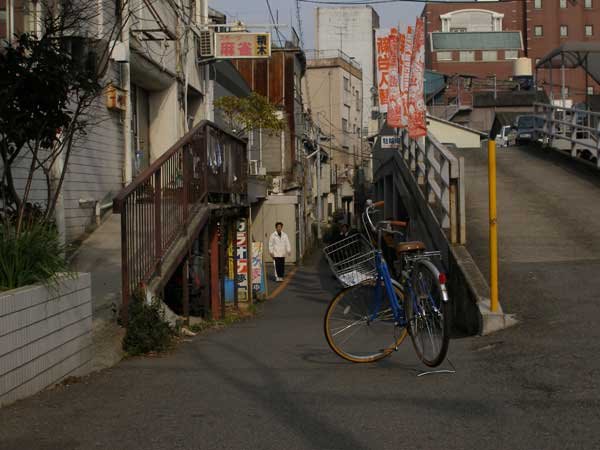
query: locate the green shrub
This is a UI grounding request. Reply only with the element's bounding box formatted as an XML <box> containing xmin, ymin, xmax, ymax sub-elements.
<box><xmin>122</xmin><ymin>290</ymin><xmax>174</xmax><ymax>356</ymax></box>
<box><xmin>0</xmin><ymin>221</ymin><xmax>69</xmax><ymax>291</ymax></box>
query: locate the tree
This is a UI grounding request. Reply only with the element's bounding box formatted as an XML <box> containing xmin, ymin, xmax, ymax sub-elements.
<box><xmin>0</xmin><ymin>0</ymin><xmax>126</xmax><ymax>235</ymax></box>
<box><xmin>214</xmin><ymin>92</ymin><xmax>285</xmax><ymax>137</ymax></box>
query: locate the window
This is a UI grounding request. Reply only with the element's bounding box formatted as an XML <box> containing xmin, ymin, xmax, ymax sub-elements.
<box><xmin>560</xmin><ymin>0</ymin><xmax>567</xmax><ymax>8</ymax></box>
<box><xmin>459</xmin><ymin>51</ymin><xmax>475</xmax><ymax>62</ymax></box>
<box><xmin>560</xmin><ymin>25</ymin><xmax>568</xmax><ymax>37</ymax></box>
<box><xmin>585</xmin><ymin>25</ymin><xmax>593</xmax><ymax>36</ymax></box>
<box><xmin>534</xmin><ymin>25</ymin><xmax>543</xmax><ymax>36</ymax></box>
<box><xmin>342</xmin><ymin>118</ymin><xmax>348</xmax><ymax>132</ymax></box>
<box><xmin>437</xmin><ymin>51</ymin><xmax>452</xmax><ymax>61</ymax></box>
<box><xmin>343</xmin><ymin>76</ymin><xmax>350</xmax><ymax>92</ymax></box>
<box><xmin>585</xmin><ymin>0</ymin><xmax>592</xmax><ymax>8</ymax></box>
<box><xmin>505</xmin><ymin>50</ymin><xmax>518</xmax><ymax>60</ymax></box>
<box><xmin>0</xmin><ymin>0</ymin><xmax>7</xmax><ymax>40</ymax></box>
<box><xmin>562</xmin><ymin>87</ymin><xmax>569</xmax><ymax>96</ymax></box>
<box><xmin>355</xmin><ymin>91</ymin><xmax>360</xmax><ymax>111</ymax></box>
<box><xmin>482</xmin><ymin>51</ymin><xmax>498</xmax><ymax>61</ymax></box>
<box><xmin>1</xmin><ymin>0</ymin><xmax>35</xmax><ymax>41</ymax></box>
<box><xmin>587</xmin><ymin>87</ymin><xmax>594</xmax><ymax>95</ymax></box>
<box><xmin>534</xmin><ymin>0</ymin><xmax>542</xmax><ymax>8</ymax></box>
<box><xmin>450</xmin><ymin>27</ymin><xmax>467</xmax><ymax>32</ymax></box>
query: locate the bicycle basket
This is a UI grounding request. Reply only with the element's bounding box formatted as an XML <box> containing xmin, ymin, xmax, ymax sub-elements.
<box><xmin>323</xmin><ymin>234</ymin><xmax>377</xmax><ymax>287</ymax></box>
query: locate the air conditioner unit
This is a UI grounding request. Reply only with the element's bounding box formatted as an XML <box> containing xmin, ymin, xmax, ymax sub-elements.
<box><xmin>199</xmin><ymin>30</ymin><xmax>214</xmax><ymax>58</ymax></box>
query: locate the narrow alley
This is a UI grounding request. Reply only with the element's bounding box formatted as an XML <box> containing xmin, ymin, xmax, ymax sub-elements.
<box><xmin>1</xmin><ymin>250</ymin><xmax>598</xmax><ymax>450</ymax></box>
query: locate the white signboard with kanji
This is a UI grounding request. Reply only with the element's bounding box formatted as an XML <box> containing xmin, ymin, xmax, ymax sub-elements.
<box><xmin>215</xmin><ymin>32</ymin><xmax>271</xmax><ymax>59</ymax></box>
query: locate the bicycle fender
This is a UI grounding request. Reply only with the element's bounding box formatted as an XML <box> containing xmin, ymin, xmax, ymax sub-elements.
<box><xmin>417</xmin><ymin>259</ymin><xmax>450</xmax><ymax>303</ymax></box>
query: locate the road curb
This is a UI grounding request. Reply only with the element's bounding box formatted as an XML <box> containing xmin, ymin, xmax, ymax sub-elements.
<box><xmin>450</xmin><ymin>245</ymin><xmax>518</xmax><ymax>336</ymax></box>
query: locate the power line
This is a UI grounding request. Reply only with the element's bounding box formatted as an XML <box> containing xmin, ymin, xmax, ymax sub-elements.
<box><xmin>266</xmin><ymin>0</ymin><xmax>286</xmax><ymax>47</ymax></box>
<box><xmin>300</xmin><ymin>0</ymin><xmax>482</xmax><ymax>4</ymax></box>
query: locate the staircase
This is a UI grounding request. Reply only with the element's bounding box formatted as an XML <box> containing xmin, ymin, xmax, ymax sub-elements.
<box><xmin>112</xmin><ymin>120</ymin><xmax>248</xmax><ymax>323</ymax></box>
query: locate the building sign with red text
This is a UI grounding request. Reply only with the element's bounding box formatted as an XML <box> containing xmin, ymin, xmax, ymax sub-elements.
<box><xmin>215</xmin><ymin>32</ymin><xmax>271</xmax><ymax>59</ymax></box>
<box><xmin>376</xmin><ymin>30</ymin><xmax>390</xmax><ymax>113</ymax></box>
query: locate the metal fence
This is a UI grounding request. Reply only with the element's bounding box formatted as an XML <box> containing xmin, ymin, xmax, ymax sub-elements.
<box><xmin>534</xmin><ymin>102</ymin><xmax>600</xmax><ymax>168</ymax></box>
<box><xmin>399</xmin><ymin>130</ymin><xmax>466</xmax><ymax>244</ymax></box>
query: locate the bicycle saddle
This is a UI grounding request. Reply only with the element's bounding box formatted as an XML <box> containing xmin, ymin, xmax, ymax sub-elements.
<box><xmin>396</xmin><ymin>241</ymin><xmax>426</xmax><ymax>254</ymax></box>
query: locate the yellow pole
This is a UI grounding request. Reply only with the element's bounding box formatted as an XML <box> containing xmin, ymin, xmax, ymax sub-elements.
<box><xmin>488</xmin><ymin>139</ymin><xmax>499</xmax><ymax>312</ymax></box>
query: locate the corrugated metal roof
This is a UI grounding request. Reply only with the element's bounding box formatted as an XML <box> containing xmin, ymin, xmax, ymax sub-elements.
<box><xmin>431</xmin><ymin>32</ymin><xmax>522</xmax><ymax>51</ymax></box>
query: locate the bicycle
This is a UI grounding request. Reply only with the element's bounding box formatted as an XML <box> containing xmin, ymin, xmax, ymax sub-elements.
<box><xmin>322</xmin><ymin>200</ymin><xmax>450</xmax><ymax>367</ymax></box>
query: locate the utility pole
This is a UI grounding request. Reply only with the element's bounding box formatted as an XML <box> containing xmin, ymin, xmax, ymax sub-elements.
<box><xmin>316</xmin><ymin>119</ymin><xmax>323</xmax><ymax>240</ymax></box>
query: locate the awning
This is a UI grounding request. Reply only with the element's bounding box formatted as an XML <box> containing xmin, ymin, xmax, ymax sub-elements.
<box><xmin>536</xmin><ymin>42</ymin><xmax>600</xmax><ymax>85</ymax></box>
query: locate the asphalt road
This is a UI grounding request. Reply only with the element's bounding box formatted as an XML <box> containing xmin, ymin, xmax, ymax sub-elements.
<box><xmin>1</xmin><ymin>243</ymin><xmax>599</xmax><ymax>449</ymax></box>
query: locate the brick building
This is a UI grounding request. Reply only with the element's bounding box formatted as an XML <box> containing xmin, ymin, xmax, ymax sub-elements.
<box><xmin>422</xmin><ymin>0</ymin><xmax>600</xmax><ymax>104</ymax></box>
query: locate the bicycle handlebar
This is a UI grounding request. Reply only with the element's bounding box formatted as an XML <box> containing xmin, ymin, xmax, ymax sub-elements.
<box><xmin>363</xmin><ymin>201</ymin><xmax>408</xmax><ymax>244</ymax></box>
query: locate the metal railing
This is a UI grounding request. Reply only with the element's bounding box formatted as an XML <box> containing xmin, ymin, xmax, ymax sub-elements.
<box><xmin>399</xmin><ymin>130</ymin><xmax>466</xmax><ymax>244</ymax></box>
<box><xmin>113</xmin><ymin>120</ymin><xmax>247</xmax><ymax>322</ymax></box>
<box><xmin>305</xmin><ymin>49</ymin><xmax>362</xmax><ymax>70</ymax></box>
<box><xmin>534</xmin><ymin>102</ymin><xmax>600</xmax><ymax>168</ymax></box>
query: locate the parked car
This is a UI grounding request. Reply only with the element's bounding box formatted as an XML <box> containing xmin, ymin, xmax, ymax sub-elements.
<box><xmin>515</xmin><ymin>115</ymin><xmax>545</xmax><ymax>144</ymax></box>
<box><xmin>495</xmin><ymin>125</ymin><xmax>517</xmax><ymax>147</ymax></box>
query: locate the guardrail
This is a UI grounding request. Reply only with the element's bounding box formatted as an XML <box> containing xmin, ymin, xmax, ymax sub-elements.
<box><xmin>113</xmin><ymin>120</ymin><xmax>247</xmax><ymax>322</ymax></box>
<box><xmin>534</xmin><ymin>102</ymin><xmax>600</xmax><ymax>168</ymax></box>
<box><xmin>400</xmin><ymin>130</ymin><xmax>466</xmax><ymax>244</ymax></box>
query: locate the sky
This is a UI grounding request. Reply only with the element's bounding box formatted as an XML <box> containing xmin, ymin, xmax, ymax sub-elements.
<box><xmin>208</xmin><ymin>0</ymin><xmax>424</xmax><ymax>49</ymax></box>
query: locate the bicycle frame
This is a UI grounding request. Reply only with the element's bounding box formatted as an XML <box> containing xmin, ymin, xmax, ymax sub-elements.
<box><xmin>371</xmin><ymin>250</ymin><xmax>408</xmax><ymax>328</ymax></box>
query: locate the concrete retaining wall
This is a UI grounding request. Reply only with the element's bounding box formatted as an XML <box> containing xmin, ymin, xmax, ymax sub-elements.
<box><xmin>374</xmin><ymin>150</ymin><xmax>481</xmax><ymax>335</ymax></box>
<box><xmin>0</xmin><ymin>274</ymin><xmax>92</xmax><ymax>407</ymax></box>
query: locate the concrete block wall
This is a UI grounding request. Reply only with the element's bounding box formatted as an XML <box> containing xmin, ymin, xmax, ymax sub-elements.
<box><xmin>0</xmin><ymin>274</ymin><xmax>92</xmax><ymax>407</ymax></box>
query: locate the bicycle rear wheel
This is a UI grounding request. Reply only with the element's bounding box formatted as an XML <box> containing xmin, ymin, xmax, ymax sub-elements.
<box><xmin>405</xmin><ymin>260</ymin><xmax>449</xmax><ymax>367</ymax></box>
<box><xmin>324</xmin><ymin>280</ymin><xmax>408</xmax><ymax>363</ymax></box>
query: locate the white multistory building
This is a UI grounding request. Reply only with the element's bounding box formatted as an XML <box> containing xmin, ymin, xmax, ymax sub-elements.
<box><xmin>315</xmin><ymin>6</ymin><xmax>380</xmax><ymax>138</ymax></box>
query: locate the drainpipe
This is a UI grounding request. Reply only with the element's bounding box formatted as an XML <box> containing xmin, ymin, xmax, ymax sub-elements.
<box><xmin>122</xmin><ymin>0</ymin><xmax>132</xmax><ymax>184</ymax></box>
<box><xmin>200</xmin><ymin>0</ymin><xmax>213</xmax><ymax>121</ymax></box>
<box><xmin>561</xmin><ymin>53</ymin><xmax>566</xmax><ymax>108</ymax></box>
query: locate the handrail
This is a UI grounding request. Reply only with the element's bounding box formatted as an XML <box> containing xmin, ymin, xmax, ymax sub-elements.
<box><xmin>113</xmin><ymin>120</ymin><xmax>246</xmax><ymax>209</ymax></box>
<box><xmin>113</xmin><ymin>120</ymin><xmax>248</xmax><ymax>324</ymax></box>
<box><xmin>533</xmin><ymin>102</ymin><xmax>600</xmax><ymax>168</ymax></box>
<box><xmin>398</xmin><ymin>130</ymin><xmax>465</xmax><ymax>244</ymax></box>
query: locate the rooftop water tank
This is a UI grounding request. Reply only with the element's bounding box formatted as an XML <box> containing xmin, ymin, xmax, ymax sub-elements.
<box><xmin>514</xmin><ymin>57</ymin><xmax>533</xmax><ymax>77</ymax></box>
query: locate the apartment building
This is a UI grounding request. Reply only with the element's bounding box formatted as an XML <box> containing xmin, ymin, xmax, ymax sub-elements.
<box><xmin>315</xmin><ymin>5</ymin><xmax>379</xmax><ymax>137</ymax></box>
<box><xmin>304</xmin><ymin>50</ymin><xmax>364</xmax><ymax>222</ymax></box>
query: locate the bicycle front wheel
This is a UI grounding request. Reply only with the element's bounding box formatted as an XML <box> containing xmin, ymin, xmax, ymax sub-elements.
<box><xmin>405</xmin><ymin>260</ymin><xmax>450</xmax><ymax>367</ymax></box>
<box><xmin>324</xmin><ymin>280</ymin><xmax>408</xmax><ymax>363</ymax></box>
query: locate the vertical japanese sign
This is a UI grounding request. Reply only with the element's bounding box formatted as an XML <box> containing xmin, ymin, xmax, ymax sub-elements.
<box><xmin>236</xmin><ymin>222</ymin><xmax>248</xmax><ymax>302</ymax></box>
<box><xmin>376</xmin><ymin>31</ymin><xmax>390</xmax><ymax>113</ymax></box>
<box><xmin>251</xmin><ymin>242</ymin><xmax>264</xmax><ymax>293</ymax></box>
<box><xmin>386</xmin><ymin>28</ymin><xmax>401</xmax><ymax>128</ymax></box>
<box><xmin>408</xmin><ymin>18</ymin><xmax>427</xmax><ymax>138</ymax></box>
<box><xmin>400</xmin><ymin>26</ymin><xmax>414</xmax><ymax>129</ymax></box>
<box><xmin>397</xmin><ymin>32</ymin><xmax>406</xmax><ymax>127</ymax></box>
<box><xmin>215</xmin><ymin>32</ymin><xmax>271</xmax><ymax>59</ymax></box>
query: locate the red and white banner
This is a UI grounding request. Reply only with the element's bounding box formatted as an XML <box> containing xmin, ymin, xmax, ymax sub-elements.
<box><xmin>386</xmin><ymin>28</ymin><xmax>401</xmax><ymax>128</ymax></box>
<box><xmin>408</xmin><ymin>17</ymin><xmax>427</xmax><ymax>138</ymax></box>
<box><xmin>400</xmin><ymin>26</ymin><xmax>413</xmax><ymax>129</ymax></box>
<box><xmin>376</xmin><ymin>31</ymin><xmax>391</xmax><ymax>113</ymax></box>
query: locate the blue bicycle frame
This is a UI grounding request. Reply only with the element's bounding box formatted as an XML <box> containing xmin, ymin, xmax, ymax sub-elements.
<box><xmin>371</xmin><ymin>250</ymin><xmax>410</xmax><ymax>328</ymax></box>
